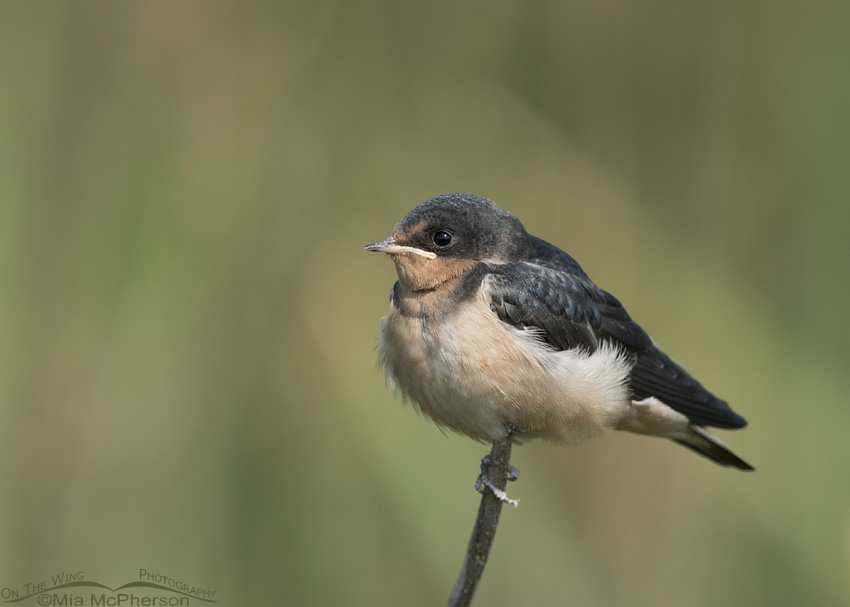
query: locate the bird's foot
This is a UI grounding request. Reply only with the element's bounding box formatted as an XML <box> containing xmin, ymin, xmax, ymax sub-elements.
<box><xmin>475</xmin><ymin>454</ymin><xmax>520</xmax><ymax>507</ymax></box>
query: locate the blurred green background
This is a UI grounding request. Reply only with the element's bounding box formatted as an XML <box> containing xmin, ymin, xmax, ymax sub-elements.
<box><xmin>1</xmin><ymin>1</ymin><xmax>849</xmax><ymax>606</ymax></box>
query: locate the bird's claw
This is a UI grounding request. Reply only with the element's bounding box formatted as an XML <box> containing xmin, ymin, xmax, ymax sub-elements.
<box><xmin>475</xmin><ymin>454</ymin><xmax>520</xmax><ymax>507</ymax></box>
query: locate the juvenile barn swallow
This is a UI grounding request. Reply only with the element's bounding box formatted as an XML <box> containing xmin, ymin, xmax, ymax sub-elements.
<box><xmin>365</xmin><ymin>193</ymin><xmax>753</xmax><ymax>474</ymax></box>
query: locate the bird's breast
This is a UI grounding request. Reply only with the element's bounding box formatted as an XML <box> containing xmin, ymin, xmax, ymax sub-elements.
<box><xmin>379</xmin><ymin>287</ymin><xmax>632</xmax><ymax>445</ymax></box>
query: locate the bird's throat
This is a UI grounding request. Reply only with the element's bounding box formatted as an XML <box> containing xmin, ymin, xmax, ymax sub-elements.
<box><xmin>392</xmin><ymin>255</ymin><xmax>476</xmax><ymax>292</ymax></box>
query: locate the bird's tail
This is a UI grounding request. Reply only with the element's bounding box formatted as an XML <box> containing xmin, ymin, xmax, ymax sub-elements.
<box><xmin>675</xmin><ymin>425</ymin><xmax>754</xmax><ymax>471</ymax></box>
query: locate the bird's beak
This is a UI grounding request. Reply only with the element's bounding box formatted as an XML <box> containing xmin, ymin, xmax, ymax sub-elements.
<box><xmin>363</xmin><ymin>238</ymin><xmax>437</xmax><ymax>259</ymax></box>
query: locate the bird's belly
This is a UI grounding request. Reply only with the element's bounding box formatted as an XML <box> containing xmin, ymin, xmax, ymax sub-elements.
<box><xmin>379</xmin><ymin>295</ymin><xmax>632</xmax><ymax>445</ymax></box>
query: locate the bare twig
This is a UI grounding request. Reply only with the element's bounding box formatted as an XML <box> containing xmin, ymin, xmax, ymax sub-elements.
<box><xmin>447</xmin><ymin>435</ymin><xmax>516</xmax><ymax>607</ymax></box>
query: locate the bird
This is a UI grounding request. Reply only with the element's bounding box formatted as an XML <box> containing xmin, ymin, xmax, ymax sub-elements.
<box><xmin>364</xmin><ymin>192</ymin><xmax>753</xmax><ymax>482</ymax></box>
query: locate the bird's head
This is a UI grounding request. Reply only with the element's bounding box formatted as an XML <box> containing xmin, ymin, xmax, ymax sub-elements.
<box><xmin>365</xmin><ymin>193</ymin><xmax>529</xmax><ymax>291</ymax></box>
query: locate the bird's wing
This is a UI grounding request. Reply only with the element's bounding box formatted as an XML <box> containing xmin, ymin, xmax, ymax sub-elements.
<box><xmin>484</xmin><ymin>260</ymin><xmax>650</xmax><ymax>352</ymax></box>
<box><xmin>629</xmin><ymin>347</ymin><xmax>746</xmax><ymax>428</ymax></box>
<box><xmin>482</xmin><ymin>260</ymin><xmax>746</xmax><ymax>429</ymax></box>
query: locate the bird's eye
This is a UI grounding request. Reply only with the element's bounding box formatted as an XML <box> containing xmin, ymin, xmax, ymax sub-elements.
<box><xmin>433</xmin><ymin>231</ymin><xmax>452</xmax><ymax>247</ymax></box>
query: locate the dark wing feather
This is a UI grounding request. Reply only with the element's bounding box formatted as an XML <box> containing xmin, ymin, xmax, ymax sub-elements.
<box><xmin>483</xmin><ymin>249</ymin><xmax>746</xmax><ymax>429</ymax></box>
<box><xmin>526</xmin><ymin>236</ymin><xmax>651</xmax><ymax>350</ymax></box>
<box><xmin>485</xmin><ymin>262</ymin><xmax>606</xmax><ymax>352</ymax></box>
<box><xmin>630</xmin><ymin>347</ymin><xmax>746</xmax><ymax>428</ymax></box>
